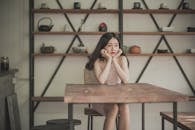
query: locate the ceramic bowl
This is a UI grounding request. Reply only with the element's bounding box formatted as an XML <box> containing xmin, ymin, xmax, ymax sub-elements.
<box><xmin>72</xmin><ymin>46</ymin><xmax>87</xmax><ymax>53</ymax></box>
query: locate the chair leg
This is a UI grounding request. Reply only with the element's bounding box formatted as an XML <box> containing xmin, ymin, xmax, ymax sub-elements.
<box><xmin>116</xmin><ymin>115</ymin><xmax>119</xmax><ymax>130</ymax></box>
<box><xmin>87</xmin><ymin>115</ymin><xmax>90</xmax><ymax>130</ymax></box>
<box><xmin>91</xmin><ymin>116</ymin><xmax>93</xmax><ymax>130</ymax></box>
<box><xmin>115</xmin><ymin>118</ymin><xmax>118</xmax><ymax>130</ymax></box>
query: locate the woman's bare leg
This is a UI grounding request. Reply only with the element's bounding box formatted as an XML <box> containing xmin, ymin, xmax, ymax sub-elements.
<box><xmin>119</xmin><ymin>104</ymin><xmax>130</xmax><ymax>130</ymax></box>
<box><xmin>103</xmin><ymin>104</ymin><xmax>119</xmax><ymax>130</ymax></box>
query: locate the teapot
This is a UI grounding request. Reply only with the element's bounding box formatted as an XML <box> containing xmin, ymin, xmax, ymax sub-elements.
<box><xmin>38</xmin><ymin>17</ymin><xmax>54</xmax><ymax>32</ymax></box>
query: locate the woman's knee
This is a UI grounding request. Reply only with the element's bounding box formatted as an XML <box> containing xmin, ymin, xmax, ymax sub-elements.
<box><xmin>104</xmin><ymin>104</ymin><xmax>119</xmax><ymax>115</ymax></box>
<box><xmin>119</xmin><ymin>104</ymin><xmax>129</xmax><ymax>112</ymax></box>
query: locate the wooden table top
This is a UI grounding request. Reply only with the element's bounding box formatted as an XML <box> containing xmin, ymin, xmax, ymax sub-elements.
<box><xmin>64</xmin><ymin>83</ymin><xmax>189</xmax><ymax>104</ymax></box>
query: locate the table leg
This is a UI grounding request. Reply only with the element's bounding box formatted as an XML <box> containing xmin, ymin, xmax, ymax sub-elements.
<box><xmin>173</xmin><ymin>102</ymin><xmax>177</xmax><ymax>130</ymax></box>
<box><xmin>68</xmin><ymin>103</ymin><xmax>74</xmax><ymax>130</ymax></box>
<box><xmin>142</xmin><ymin>103</ymin><xmax>145</xmax><ymax>130</ymax></box>
<box><xmin>161</xmin><ymin>116</ymin><xmax>164</xmax><ymax>130</ymax></box>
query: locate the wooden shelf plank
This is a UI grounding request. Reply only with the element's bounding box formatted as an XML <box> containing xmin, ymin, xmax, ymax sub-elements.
<box><xmin>123</xmin><ymin>9</ymin><xmax>195</xmax><ymax>14</ymax></box>
<box><xmin>126</xmin><ymin>53</ymin><xmax>195</xmax><ymax>56</ymax></box>
<box><xmin>123</xmin><ymin>32</ymin><xmax>195</xmax><ymax>35</ymax></box>
<box><xmin>33</xmin><ymin>9</ymin><xmax>195</xmax><ymax>14</ymax></box>
<box><xmin>33</xmin><ymin>9</ymin><xmax>119</xmax><ymax>14</ymax></box>
<box><xmin>189</xmin><ymin>96</ymin><xmax>195</xmax><ymax>101</ymax></box>
<box><xmin>33</xmin><ymin>31</ymin><xmax>195</xmax><ymax>35</ymax></box>
<box><xmin>31</xmin><ymin>96</ymin><xmax>64</xmax><ymax>102</ymax></box>
<box><xmin>33</xmin><ymin>31</ymin><xmax>119</xmax><ymax>35</ymax></box>
<box><xmin>33</xmin><ymin>53</ymin><xmax>89</xmax><ymax>57</ymax></box>
<box><xmin>33</xmin><ymin>53</ymin><xmax>195</xmax><ymax>57</ymax></box>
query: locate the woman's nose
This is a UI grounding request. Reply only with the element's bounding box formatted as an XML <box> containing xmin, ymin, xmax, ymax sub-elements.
<box><xmin>111</xmin><ymin>46</ymin><xmax>115</xmax><ymax>50</ymax></box>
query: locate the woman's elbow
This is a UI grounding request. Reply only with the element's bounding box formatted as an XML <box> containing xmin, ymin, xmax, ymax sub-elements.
<box><xmin>123</xmin><ymin>76</ymin><xmax>129</xmax><ymax>84</ymax></box>
<box><xmin>123</xmin><ymin>80</ymin><xmax>129</xmax><ymax>84</ymax></box>
<box><xmin>98</xmin><ymin>78</ymin><xmax>106</xmax><ymax>84</ymax></box>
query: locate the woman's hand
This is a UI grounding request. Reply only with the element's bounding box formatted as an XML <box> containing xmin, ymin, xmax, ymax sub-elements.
<box><xmin>113</xmin><ymin>49</ymin><xmax>122</xmax><ymax>60</ymax></box>
<box><xmin>101</xmin><ymin>49</ymin><xmax>112</xmax><ymax>60</ymax></box>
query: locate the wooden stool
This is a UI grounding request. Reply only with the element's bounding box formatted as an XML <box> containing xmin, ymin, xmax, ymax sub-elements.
<box><xmin>31</xmin><ymin>125</ymin><xmax>45</xmax><ymax>130</ymax></box>
<box><xmin>32</xmin><ymin>118</ymin><xmax>81</xmax><ymax>130</ymax></box>
<box><xmin>46</xmin><ymin>118</ymin><xmax>81</xmax><ymax>127</ymax></box>
<box><xmin>32</xmin><ymin>124</ymin><xmax>66</xmax><ymax>130</ymax></box>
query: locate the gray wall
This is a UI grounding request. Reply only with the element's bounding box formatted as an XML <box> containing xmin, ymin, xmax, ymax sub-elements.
<box><xmin>0</xmin><ymin>0</ymin><xmax>29</xmax><ymax>130</ymax></box>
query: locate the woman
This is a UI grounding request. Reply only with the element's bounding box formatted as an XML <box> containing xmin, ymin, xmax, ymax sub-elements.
<box><xmin>85</xmin><ymin>32</ymin><xmax>130</xmax><ymax>130</ymax></box>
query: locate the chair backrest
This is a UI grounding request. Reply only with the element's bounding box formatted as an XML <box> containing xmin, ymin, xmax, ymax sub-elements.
<box><xmin>84</xmin><ymin>68</ymin><xmax>99</xmax><ymax>108</ymax></box>
<box><xmin>84</xmin><ymin>68</ymin><xmax>99</xmax><ymax>84</ymax></box>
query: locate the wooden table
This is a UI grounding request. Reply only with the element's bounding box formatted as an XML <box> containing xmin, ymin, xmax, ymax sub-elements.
<box><xmin>64</xmin><ymin>83</ymin><xmax>189</xmax><ymax>130</ymax></box>
<box><xmin>160</xmin><ymin>112</ymin><xmax>195</xmax><ymax>130</ymax></box>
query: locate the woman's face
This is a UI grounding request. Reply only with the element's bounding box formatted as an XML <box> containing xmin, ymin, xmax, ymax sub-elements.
<box><xmin>104</xmin><ymin>38</ymin><xmax>120</xmax><ymax>57</ymax></box>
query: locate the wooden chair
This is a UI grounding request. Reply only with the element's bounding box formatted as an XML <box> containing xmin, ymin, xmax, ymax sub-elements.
<box><xmin>84</xmin><ymin>69</ymin><xmax>119</xmax><ymax>130</ymax></box>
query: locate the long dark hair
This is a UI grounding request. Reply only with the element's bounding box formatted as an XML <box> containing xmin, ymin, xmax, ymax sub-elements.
<box><xmin>85</xmin><ymin>32</ymin><xmax>129</xmax><ymax>70</ymax></box>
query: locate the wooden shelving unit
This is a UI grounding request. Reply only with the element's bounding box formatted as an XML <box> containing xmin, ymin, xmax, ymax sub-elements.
<box><xmin>31</xmin><ymin>96</ymin><xmax>64</xmax><ymax>102</ymax></box>
<box><xmin>30</xmin><ymin>0</ymin><xmax>195</xmax><ymax>129</ymax></box>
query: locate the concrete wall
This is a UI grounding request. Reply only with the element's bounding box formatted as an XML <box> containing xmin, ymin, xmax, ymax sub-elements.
<box><xmin>0</xmin><ymin>0</ymin><xmax>195</xmax><ymax>130</ymax></box>
<box><xmin>0</xmin><ymin>0</ymin><xmax>29</xmax><ymax>130</ymax></box>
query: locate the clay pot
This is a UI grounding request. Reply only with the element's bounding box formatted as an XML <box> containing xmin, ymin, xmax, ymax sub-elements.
<box><xmin>129</xmin><ymin>45</ymin><xmax>141</xmax><ymax>54</ymax></box>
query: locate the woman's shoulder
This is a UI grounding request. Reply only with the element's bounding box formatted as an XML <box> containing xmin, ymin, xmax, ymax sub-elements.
<box><xmin>120</xmin><ymin>55</ymin><xmax>128</xmax><ymax>62</ymax></box>
<box><xmin>95</xmin><ymin>58</ymin><xmax>105</xmax><ymax>63</ymax></box>
<box><xmin>119</xmin><ymin>55</ymin><xmax>129</xmax><ymax>67</ymax></box>
<box><xmin>94</xmin><ymin>58</ymin><xmax>107</xmax><ymax>69</ymax></box>
<box><xmin>94</xmin><ymin>58</ymin><xmax>103</xmax><ymax>65</ymax></box>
